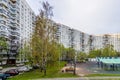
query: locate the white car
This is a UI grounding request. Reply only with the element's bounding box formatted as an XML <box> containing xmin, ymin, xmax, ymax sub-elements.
<box><xmin>26</xmin><ymin>65</ymin><xmax>32</xmax><ymax>70</ymax></box>
<box><xmin>17</xmin><ymin>66</ymin><xmax>29</xmax><ymax>72</ymax></box>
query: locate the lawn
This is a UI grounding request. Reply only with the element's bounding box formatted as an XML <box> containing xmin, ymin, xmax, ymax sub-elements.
<box><xmin>7</xmin><ymin>61</ymin><xmax>78</xmax><ymax>80</ymax></box>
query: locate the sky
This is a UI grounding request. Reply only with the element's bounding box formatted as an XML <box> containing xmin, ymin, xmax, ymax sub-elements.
<box><xmin>26</xmin><ymin>0</ymin><xmax>120</xmax><ymax>35</ymax></box>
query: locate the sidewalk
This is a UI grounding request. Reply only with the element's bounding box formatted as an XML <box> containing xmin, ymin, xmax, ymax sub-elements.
<box><xmin>1</xmin><ymin>67</ymin><xmax>16</xmax><ymax>72</ymax></box>
<box><xmin>32</xmin><ymin>77</ymin><xmax>120</xmax><ymax>80</ymax></box>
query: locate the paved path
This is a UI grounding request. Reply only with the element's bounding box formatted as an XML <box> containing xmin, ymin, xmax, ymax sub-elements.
<box><xmin>65</xmin><ymin>62</ymin><xmax>95</xmax><ymax>76</ymax></box>
<box><xmin>32</xmin><ymin>77</ymin><xmax>120</xmax><ymax>80</ymax></box>
<box><xmin>1</xmin><ymin>67</ymin><xmax>16</xmax><ymax>72</ymax></box>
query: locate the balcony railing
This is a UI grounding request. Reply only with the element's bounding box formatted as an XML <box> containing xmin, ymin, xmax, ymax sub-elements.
<box><xmin>9</xmin><ymin>57</ymin><xmax>16</xmax><ymax>59</ymax></box>
<box><xmin>0</xmin><ymin>17</ymin><xmax>7</xmax><ymax>22</ymax></box>
<box><xmin>11</xmin><ymin>47</ymin><xmax>17</xmax><ymax>50</ymax></box>
<box><xmin>3</xmin><ymin>57</ymin><xmax>8</xmax><ymax>60</ymax></box>
<box><xmin>0</xmin><ymin>52</ymin><xmax>7</xmax><ymax>54</ymax></box>
<box><xmin>0</xmin><ymin>12</ymin><xmax>7</xmax><ymax>17</ymax></box>
<box><xmin>0</xmin><ymin>0</ymin><xmax>8</xmax><ymax>7</ymax></box>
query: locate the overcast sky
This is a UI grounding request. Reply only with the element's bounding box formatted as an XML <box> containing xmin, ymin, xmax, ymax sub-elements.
<box><xmin>26</xmin><ymin>0</ymin><xmax>120</xmax><ymax>35</ymax></box>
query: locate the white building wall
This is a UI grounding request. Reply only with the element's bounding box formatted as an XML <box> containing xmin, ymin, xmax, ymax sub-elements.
<box><xmin>94</xmin><ymin>34</ymin><xmax>120</xmax><ymax>52</ymax></box>
<box><xmin>19</xmin><ymin>0</ymin><xmax>35</xmax><ymax>47</ymax></box>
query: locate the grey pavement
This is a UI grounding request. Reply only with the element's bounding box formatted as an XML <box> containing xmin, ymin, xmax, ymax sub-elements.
<box><xmin>32</xmin><ymin>77</ymin><xmax>120</xmax><ymax>80</ymax></box>
<box><xmin>1</xmin><ymin>67</ymin><xmax>16</xmax><ymax>72</ymax></box>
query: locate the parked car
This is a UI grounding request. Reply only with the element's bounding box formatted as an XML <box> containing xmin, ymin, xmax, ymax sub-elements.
<box><xmin>16</xmin><ymin>63</ymin><xmax>24</xmax><ymax>67</ymax></box>
<box><xmin>4</xmin><ymin>69</ymin><xmax>19</xmax><ymax>76</ymax></box>
<box><xmin>26</xmin><ymin>65</ymin><xmax>33</xmax><ymax>70</ymax></box>
<box><xmin>17</xmin><ymin>66</ymin><xmax>30</xmax><ymax>72</ymax></box>
<box><xmin>0</xmin><ymin>73</ymin><xmax>10</xmax><ymax>80</ymax></box>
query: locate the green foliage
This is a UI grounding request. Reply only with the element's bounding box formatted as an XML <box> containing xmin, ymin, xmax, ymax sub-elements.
<box><xmin>88</xmin><ymin>49</ymin><xmax>101</xmax><ymax>58</ymax></box>
<box><xmin>66</xmin><ymin>48</ymin><xmax>75</xmax><ymax>61</ymax></box>
<box><xmin>77</xmin><ymin>52</ymin><xmax>87</xmax><ymax>62</ymax></box>
<box><xmin>0</xmin><ymin>37</ymin><xmax>8</xmax><ymax>51</ymax></box>
<box><xmin>18</xmin><ymin>44</ymin><xmax>33</xmax><ymax>65</ymax></box>
<box><xmin>88</xmin><ymin>44</ymin><xmax>117</xmax><ymax>58</ymax></box>
<box><xmin>0</xmin><ymin>37</ymin><xmax>8</xmax><ymax>64</ymax></box>
<box><xmin>102</xmin><ymin>44</ymin><xmax>117</xmax><ymax>57</ymax></box>
<box><xmin>30</xmin><ymin>1</ymin><xmax>60</xmax><ymax>69</ymax></box>
<box><xmin>47</xmin><ymin>42</ymin><xmax>60</xmax><ymax>65</ymax></box>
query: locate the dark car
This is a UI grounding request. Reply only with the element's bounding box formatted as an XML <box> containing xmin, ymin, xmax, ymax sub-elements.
<box><xmin>4</xmin><ymin>69</ymin><xmax>19</xmax><ymax>76</ymax></box>
<box><xmin>0</xmin><ymin>73</ymin><xmax>10</xmax><ymax>80</ymax></box>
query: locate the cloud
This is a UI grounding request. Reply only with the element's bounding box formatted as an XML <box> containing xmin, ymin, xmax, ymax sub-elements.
<box><xmin>26</xmin><ymin>0</ymin><xmax>120</xmax><ymax>34</ymax></box>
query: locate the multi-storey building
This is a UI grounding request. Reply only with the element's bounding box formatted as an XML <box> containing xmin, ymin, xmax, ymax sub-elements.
<box><xmin>18</xmin><ymin>0</ymin><xmax>35</xmax><ymax>63</ymax></box>
<box><xmin>55</xmin><ymin>23</ymin><xmax>92</xmax><ymax>53</ymax></box>
<box><xmin>94</xmin><ymin>34</ymin><xmax>120</xmax><ymax>52</ymax></box>
<box><xmin>56</xmin><ymin>24</ymin><xmax>71</xmax><ymax>48</ymax></box>
<box><xmin>0</xmin><ymin>0</ymin><xmax>35</xmax><ymax>64</ymax></box>
<box><xmin>0</xmin><ymin>0</ymin><xmax>20</xmax><ymax>64</ymax></box>
<box><xmin>19</xmin><ymin>0</ymin><xmax>35</xmax><ymax>47</ymax></box>
<box><xmin>55</xmin><ymin>23</ymin><xmax>120</xmax><ymax>54</ymax></box>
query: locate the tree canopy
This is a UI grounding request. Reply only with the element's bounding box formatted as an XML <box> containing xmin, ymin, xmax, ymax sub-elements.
<box><xmin>88</xmin><ymin>44</ymin><xmax>117</xmax><ymax>58</ymax></box>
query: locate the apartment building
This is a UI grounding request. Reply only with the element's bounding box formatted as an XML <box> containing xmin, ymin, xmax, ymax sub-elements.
<box><xmin>56</xmin><ymin>24</ymin><xmax>71</xmax><ymax>48</ymax></box>
<box><xmin>17</xmin><ymin>0</ymin><xmax>35</xmax><ymax>63</ymax></box>
<box><xmin>55</xmin><ymin>23</ymin><xmax>93</xmax><ymax>53</ymax></box>
<box><xmin>55</xmin><ymin>23</ymin><xmax>120</xmax><ymax>54</ymax></box>
<box><xmin>94</xmin><ymin>34</ymin><xmax>120</xmax><ymax>52</ymax></box>
<box><xmin>0</xmin><ymin>0</ymin><xmax>20</xmax><ymax>64</ymax></box>
<box><xmin>0</xmin><ymin>0</ymin><xmax>35</xmax><ymax>64</ymax></box>
<box><xmin>19</xmin><ymin>0</ymin><xmax>35</xmax><ymax>47</ymax></box>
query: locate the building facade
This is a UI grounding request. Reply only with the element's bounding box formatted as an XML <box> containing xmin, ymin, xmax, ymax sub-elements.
<box><xmin>55</xmin><ymin>23</ymin><xmax>120</xmax><ymax>54</ymax></box>
<box><xmin>0</xmin><ymin>0</ymin><xmax>20</xmax><ymax>64</ymax></box>
<box><xmin>19</xmin><ymin>0</ymin><xmax>35</xmax><ymax>47</ymax></box>
<box><xmin>0</xmin><ymin>0</ymin><xmax>35</xmax><ymax>64</ymax></box>
<box><xmin>55</xmin><ymin>23</ymin><xmax>93</xmax><ymax>53</ymax></box>
<box><xmin>94</xmin><ymin>34</ymin><xmax>120</xmax><ymax>52</ymax></box>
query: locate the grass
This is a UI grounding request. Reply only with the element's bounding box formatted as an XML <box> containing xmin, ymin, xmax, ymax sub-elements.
<box><xmin>7</xmin><ymin>61</ymin><xmax>78</xmax><ymax>80</ymax></box>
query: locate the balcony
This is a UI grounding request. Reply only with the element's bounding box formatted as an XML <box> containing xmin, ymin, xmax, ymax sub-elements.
<box><xmin>0</xmin><ymin>30</ymin><xmax>9</xmax><ymax>37</ymax></box>
<box><xmin>8</xmin><ymin>52</ymin><xmax>16</xmax><ymax>55</ymax></box>
<box><xmin>11</xmin><ymin>47</ymin><xmax>17</xmax><ymax>50</ymax></box>
<box><xmin>2</xmin><ymin>57</ymin><xmax>8</xmax><ymax>60</ymax></box>
<box><xmin>10</xmin><ymin>33</ymin><xmax>18</xmax><ymax>37</ymax></box>
<box><xmin>10</xmin><ymin>0</ymin><xmax>16</xmax><ymax>3</ymax></box>
<box><xmin>0</xmin><ymin>6</ymin><xmax>7</xmax><ymax>12</ymax></box>
<box><xmin>9</xmin><ymin>22</ymin><xmax>19</xmax><ymax>29</ymax></box>
<box><xmin>0</xmin><ymin>17</ymin><xmax>7</xmax><ymax>22</ymax></box>
<box><xmin>0</xmin><ymin>0</ymin><xmax>8</xmax><ymax>7</ymax></box>
<box><xmin>9</xmin><ymin>24</ymin><xmax>17</xmax><ymax>28</ymax></box>
<box><xmin>9</xmin><ymin>57</ymin><xmax>16</xmax><ymax>59</ymax></box>
<box><xmin>9</xmin><ymin>29</ymin><xmax>19</xmax><ymax>33</ymax></box>
<box><xmin>9</xmin><ymin>9</ymin><xmax>16</xmax><ymax>15</ymax></box>
<box><xmin>0</xmin><ymin>52</ymin><xmax>7</xmax><ymax>54</ymax></box>
<box><xmin>0</xmin><ymin>12</ymin><xmax>7</xmax><ymax>18</ymax></box>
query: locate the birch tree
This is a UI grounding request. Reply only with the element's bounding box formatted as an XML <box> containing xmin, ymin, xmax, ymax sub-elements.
<box><xmin>31</xmin><ymin>1</ymin><xmax>59</xmax><ymax>75</ymax></box>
